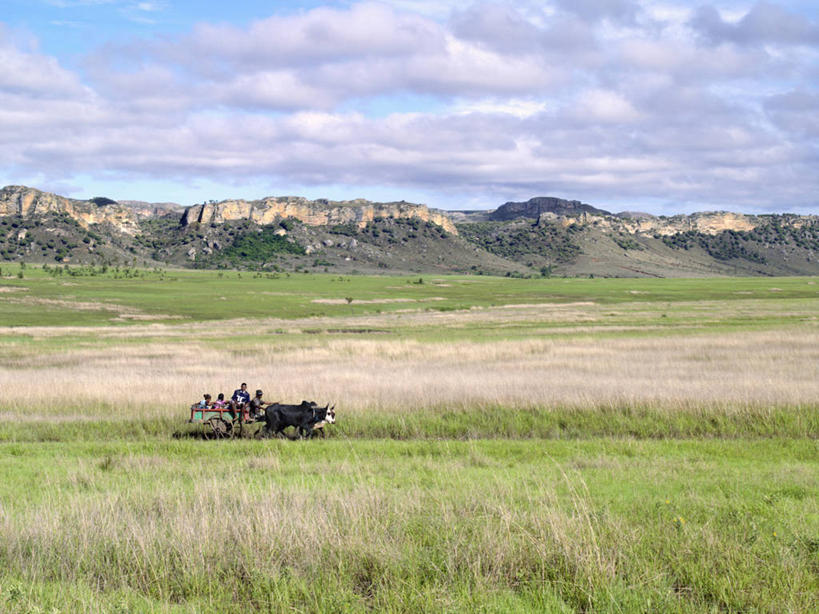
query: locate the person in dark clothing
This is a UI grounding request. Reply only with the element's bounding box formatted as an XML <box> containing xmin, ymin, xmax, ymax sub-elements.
<box><xmin>247</xmin><ymin>389</ymin><xmax>268</xmax><ymax>421</ymax></box>
<box><xmin>231</xmin><ymin>382</ymin><xmax>250</xmax><ymax>410</ymax></box>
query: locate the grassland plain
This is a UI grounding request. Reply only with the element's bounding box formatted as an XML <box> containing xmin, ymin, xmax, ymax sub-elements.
<box><xmin>0</xmin><ymin>266</ymin><xmax>817</xmax><ymax>612</ymax></box>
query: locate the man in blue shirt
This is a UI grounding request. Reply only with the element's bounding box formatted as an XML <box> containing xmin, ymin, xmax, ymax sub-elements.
<box><xmin>231</xmin><ymin>382</ymin><xmax>250</xmax><ymax>410</ymax></box>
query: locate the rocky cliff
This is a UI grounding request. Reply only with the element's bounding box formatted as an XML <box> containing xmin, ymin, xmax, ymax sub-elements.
<box><xmin>543</xmin><ymin>210</ymin><xmax>789</xmax><ymax>236</ymax></box>
<box><xmin>476</xmin><ymin>196</ymin><xmax>804</xmax><ymax>237</ymax></box>
<box><xmin>181</xmin><ymin>196</ymin><xmax>458</xmax><ymax>235</ymax></box>
<box><xmin>119</xmin><ymin>200</ymin><xmax>185</xmax><ymax>219</ymax></box>
<box><xmin>0</xmin><ymin>185</ymin><xmax>139</xmax><ymax>234</ymax></box>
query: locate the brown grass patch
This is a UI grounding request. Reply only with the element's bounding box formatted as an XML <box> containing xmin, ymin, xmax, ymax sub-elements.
<box><xmin>1</xmin><ymin>327</ymin><xmax>816</xmax><ymax>421</ymax></box>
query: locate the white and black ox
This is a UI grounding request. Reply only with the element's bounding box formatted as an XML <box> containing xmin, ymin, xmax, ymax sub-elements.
<box><xmin>261</xmin><ymin>401</ymin><xmax>336</xmax><ymax>439</ymax></box>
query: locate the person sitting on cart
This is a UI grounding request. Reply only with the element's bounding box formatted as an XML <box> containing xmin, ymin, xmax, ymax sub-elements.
<box><xmin>248</xmin><ymin>389</ymin><xmax>268</xmax><ymax>421</ymax></box>
<box><xmin>231</xmin><ymin>383</ymin><xmax>250</xmax><ymax>410</ymax></box>
<box><xmin>197</xmin><ymin>393</ymin><xmax>212</xmax><ymax>409</ymax></box>
<box><xmin>213</xmin><ymin>393</ymin><xmax>227</xmax><ymax>409</ymax></box>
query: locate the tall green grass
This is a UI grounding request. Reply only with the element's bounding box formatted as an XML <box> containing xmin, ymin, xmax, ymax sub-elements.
<box><xmin>0</xmin><ymin>439</ymin><xmax>816</xmax><ymax>613</ymax></box>
<box><xmin>0</xmin><ymin>403</ymin><xmax>815</xmax><ymax>442</ymax></box>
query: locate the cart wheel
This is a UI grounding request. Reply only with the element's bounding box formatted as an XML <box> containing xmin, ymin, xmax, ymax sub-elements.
<box><xmin>208</xmin><ymin>417</ymin><xmax>232</xmax><ymax>439</ymax></box>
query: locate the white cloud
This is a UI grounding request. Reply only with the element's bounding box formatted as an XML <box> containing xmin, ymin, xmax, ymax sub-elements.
<box><xmin>184</xmin><ymin>3</ymin><xmax>446</xmax><ymax>69</ymax></box>
<box><xmin>0</xmin><ymin>27</ymin><xmax>87</xmax><ymax>97</ymax></box>
<box><xmin>404</xmin><ymin>36</ymin><xmax>557</xmax><ymax>95</ymax></box>
<box><xmin>452</xmin><ymin>98</ymin><xmax>548</xmax><ymax>118</ymax></box>
<box><xmin>1</xmin><ymin>2</ymin><xmax>818</xmax><ymax>213</ymax></box>
<box><xmin>574</xmin><ymin>89</ymin><xmax>641</xmax><ymax>122</ymax></box>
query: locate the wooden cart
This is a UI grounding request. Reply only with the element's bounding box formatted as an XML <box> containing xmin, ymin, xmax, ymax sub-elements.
<box><xmin>189</xmin><ymin>404</ymin><xmax>263</xmax><ymax>439</ymax></box>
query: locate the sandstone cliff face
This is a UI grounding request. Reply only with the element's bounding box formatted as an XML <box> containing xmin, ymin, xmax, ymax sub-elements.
<box><xmin>0</xmin><ymin>186</ymin><xmax>140</xmax><ymax>234</ymax></box>
<box><xmin>544</xmin><ymin>210</ymin><xmax>772</xmax><ymax>236</ymax></box>
<box><xmin>181</xmin><ymin>196</ymin><xmax>458</xmax><ymax>235</ymax></box>
<box><xmin>628</xmin><ymin>212</ymin><xmax>758</xmax><ymax>236</ymax></box>
<box><xmin>118</xmin><ymin>200</ymin><xmax>185</xmax><ymax>219</ymax></box>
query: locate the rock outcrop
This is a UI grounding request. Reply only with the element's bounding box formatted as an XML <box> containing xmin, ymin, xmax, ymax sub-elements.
<box><xmin>545</xmin><ymin>210</ymin><xmax>766</xmax><ymax>236</ymax></box>
<box><xmin>471</xmin><ymin>197</ymin><xmax>809</xmax><ymax>238</ymax></box>
<box><xmin>119</xmin><ymin>200</ymin><xmax>185</xmax><ymax>219</ymax></box>
<box><xmin>181</xmin><ymin>196</ymin><xmax>458</xmax><ymax>235</ymax></box>
<box><xmin>491</xmin><ymin>197</ymin><xmax>611</xmax><ymax>221</ymax></box>
<box><xmin>626</xmin><ymin>212</ymin><xmax>759</xmax><ymax>236</ymax></box>
<box><xmin>0</xmin><ymin>185</ymin><xmax>139</xmax><ymax>234</ymax></box>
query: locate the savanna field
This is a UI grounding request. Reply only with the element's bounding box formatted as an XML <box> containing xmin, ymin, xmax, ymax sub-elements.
<box><xmin>0</xmin><ymin>265</ymin><xmax>817</xmax><ymax>613</ymax></box>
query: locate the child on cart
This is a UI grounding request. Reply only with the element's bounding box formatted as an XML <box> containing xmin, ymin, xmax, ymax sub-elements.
<box><xmin>195</xmin><ymin>394</ymin><xmax>212</xmax><ymax>409</ymax></box>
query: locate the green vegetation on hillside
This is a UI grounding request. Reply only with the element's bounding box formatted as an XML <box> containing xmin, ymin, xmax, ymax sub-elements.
<box><xmin>661</xmin><ymin>217</ymin><xmax>819</xmax><ymax>265</ymax></box>
<box><xmin>662</xmin><ymin>230</ymin><xmax>766</xmax><ymax>263</ymax></box>
<box><xmin>134</xmin><ymin>217</ymin><xmax>184</xmax><ymax>256</ymax></box>
<box><xmin>611</xmin><ymin>233</ymin><xmax>643</xmax><ymax>251</ymax></box>
<box><xmin>203</xmin><ymin>224</ymin><xmax>306</xmax><ymax>268</ymax></box>
<box><xmin>457</xmin><ymin>220</ymin><xmax>583</xmax><ymax>267</ymax></box>
<box><xmin>0</xmin><ymin>213</ymin><xmax>108</xmax><ymax>263</ymax></box>
<box><xmin>749</xmin><ymin>215</ymin><xmax>819</xmax><ymax>249</ymax></box>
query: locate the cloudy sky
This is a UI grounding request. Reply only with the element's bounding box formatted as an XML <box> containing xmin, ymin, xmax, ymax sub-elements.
<box><xmin>2</xmin><ymin>1</ymin><xmax>817</xmax><ymax>213</ymax></box>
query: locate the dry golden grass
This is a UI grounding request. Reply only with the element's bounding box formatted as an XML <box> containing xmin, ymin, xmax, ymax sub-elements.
<box><xmin>0</xmin><ymin>320</ymin><xmax>816</xmax><ymax>421</ymax></box>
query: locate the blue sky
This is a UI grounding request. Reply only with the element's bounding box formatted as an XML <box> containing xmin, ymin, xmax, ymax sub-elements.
<box><xmin>1</xmin><ymin>0</ymin><xmax>818</xmax><ymax>213</ymax></box>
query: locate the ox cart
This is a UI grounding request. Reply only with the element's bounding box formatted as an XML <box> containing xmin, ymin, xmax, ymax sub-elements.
<box><xmin>188</xmin><ymin>404</ymin><xmax>264</xmax><ymax>439</ymax></box>
<box><xmin>189</xmin><ymin>401</ymin><xmax>336</xmax><ymax>440</ymax></box>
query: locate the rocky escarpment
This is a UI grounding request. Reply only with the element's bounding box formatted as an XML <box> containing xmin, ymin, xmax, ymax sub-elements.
<box><xmin>119</xmin><ymin>200</ymin><xmax>185</xmax><ymax>220</ymax></box>
<box><xmin>491</xmin><ymin>197</ymin><xmax>611</xmax><ymax>221</ymax></box>
<box><xmin>0</xmin><ymin>186</ymin><xmax>139</xmax><ymax>234</ymax></box>
<box><xmin>542</xmin><ymin>210</ymin><xmax>797</xmax><ymax>236</ymax></box>
<box><xmin>181</xmin><ymin>196</ymin><xmax>458</xmax><ymax>235</ymax></box>
<box><xmin>475</xmin><ymin>197</ymin><xmax>802</xmax><ymax>238</ymax></box>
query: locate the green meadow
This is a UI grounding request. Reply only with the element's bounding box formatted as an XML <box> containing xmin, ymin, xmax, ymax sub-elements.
<box><xmin>1</xmin><ymin>263</ymin><xmax>817</xmax><ymax>326</ymax></box>
<box><xmin>0</xmin><ymin>266</ymin><xmax>817</xmax><ymax>612</ymax></box>
<box><xmin>1</xmin><ymin>439</ymin><xmax>817</xmax><ymax>613</ymax></box>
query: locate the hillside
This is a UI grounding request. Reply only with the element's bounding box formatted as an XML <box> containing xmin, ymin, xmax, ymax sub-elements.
<box><xmin>0</xmin><ymin>185</ymin><xmax>817</xmax><ymax>276</ymax></box>
<box><xmin>456</xmin><ymin>214</ymin><xmax>819</xmax><ymax>277</ymax></box>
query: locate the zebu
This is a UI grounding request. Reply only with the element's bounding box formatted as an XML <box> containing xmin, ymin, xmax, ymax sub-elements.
<box><xmin>260</xmin><ymin>401</ymin><xmax>335</xmax><ymax>439</ymax></box>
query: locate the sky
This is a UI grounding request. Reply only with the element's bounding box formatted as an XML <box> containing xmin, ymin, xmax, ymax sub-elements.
<box><xmin>1</xmin><ymin>1</ymin><xmax>818</xmax><ymax>214</ymax></box>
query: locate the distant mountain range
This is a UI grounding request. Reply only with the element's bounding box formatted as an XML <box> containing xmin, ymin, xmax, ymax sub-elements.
<box><xmin>1</xmin><ymin>185</ymin><xmax>817</xmax><ymax>277</ymax></box>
